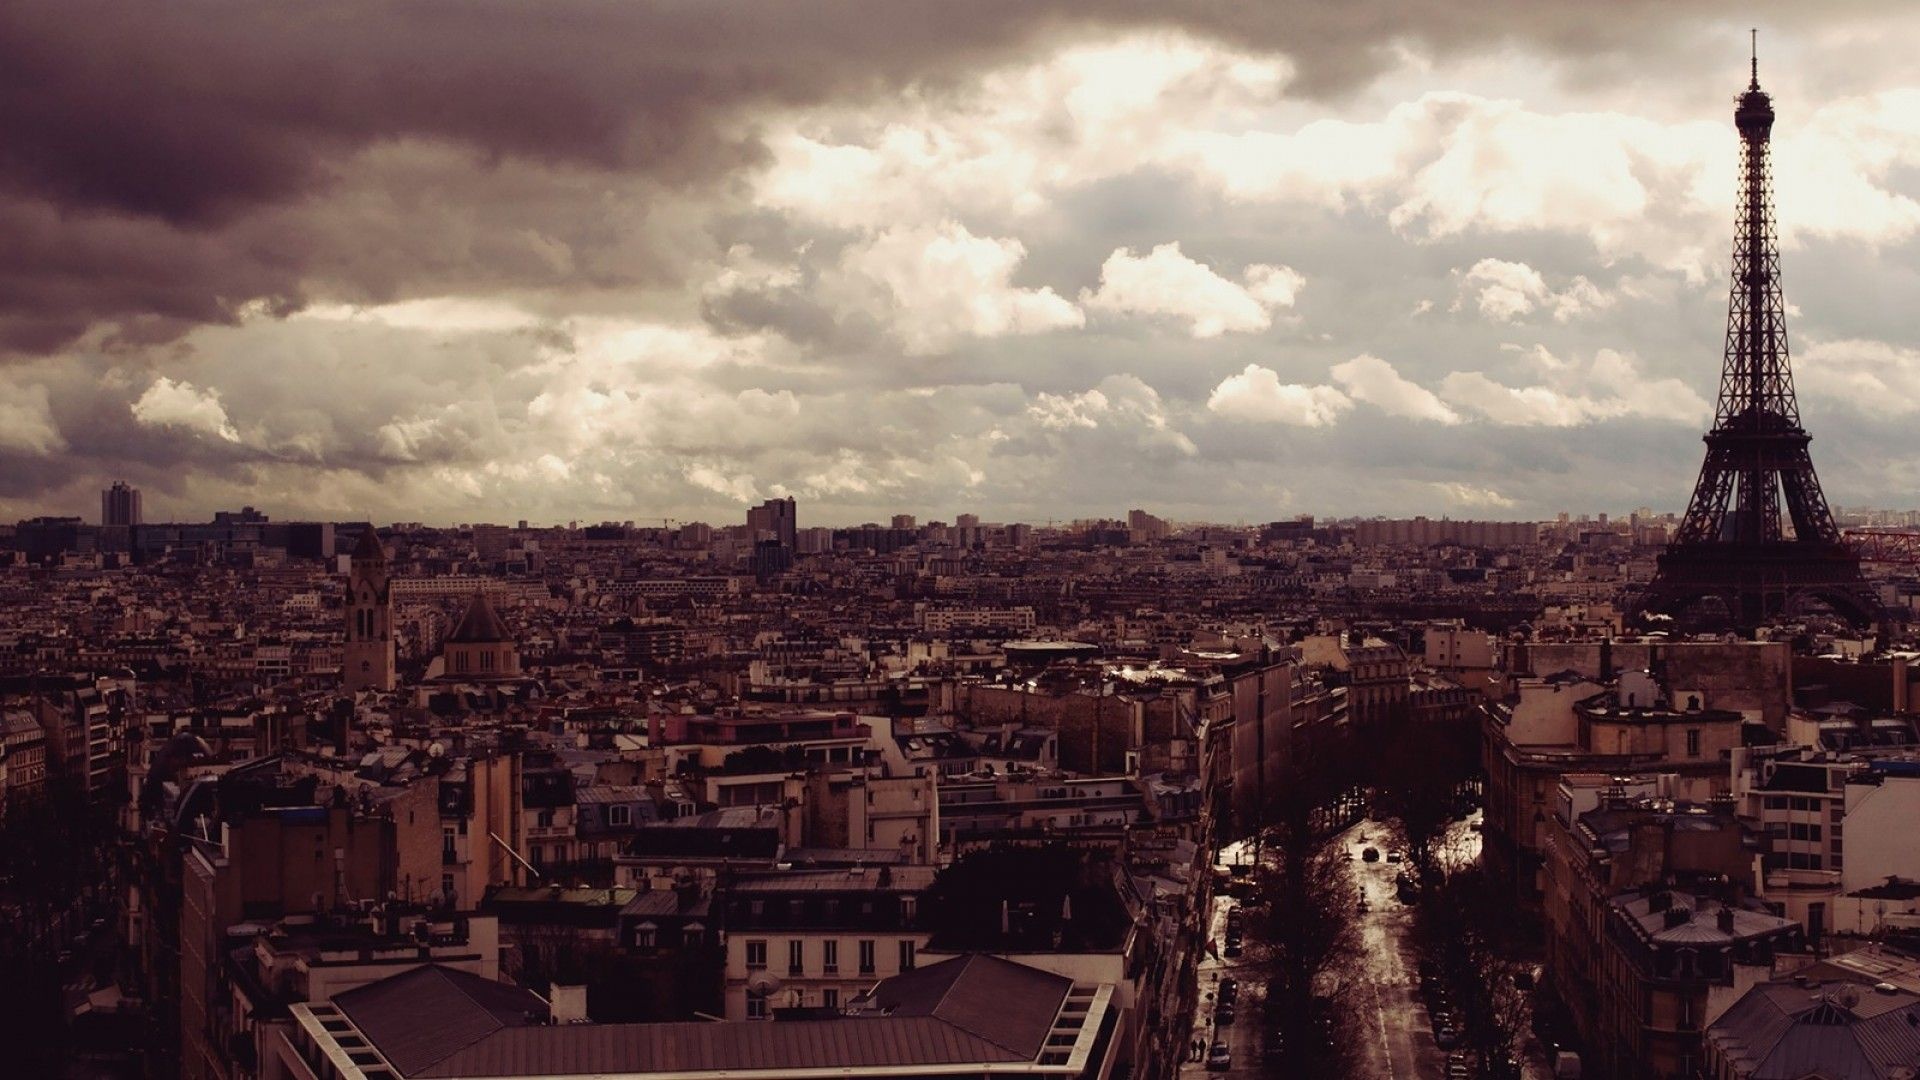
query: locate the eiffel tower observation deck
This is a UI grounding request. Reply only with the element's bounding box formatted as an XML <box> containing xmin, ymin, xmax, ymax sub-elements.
<box><xmin>1640</xmin><ymin>42</ymin><xmax>1879</xmax><ymax>630</ymax></box>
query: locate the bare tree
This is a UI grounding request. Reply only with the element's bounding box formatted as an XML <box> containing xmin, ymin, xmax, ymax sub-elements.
<box><xmin>1243</xmin><ymin>747</ymin><xmax>1366</xmax><ymax>1076</ymax></box>
<box><xmin>1412</xmin><ymin>864</ymin><xmax>1532</xmax><ymax>1079</ymax></box>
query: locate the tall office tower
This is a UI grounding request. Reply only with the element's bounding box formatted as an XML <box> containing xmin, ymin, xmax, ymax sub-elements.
<box><xmin>891</xmin><ymin>514</ymin><xmax>916</xmax><ymax>530</ymax></box>
<box><xmin>1641</xmin><ymin>49</ymin><xmax>1876</xmax><ymax>629</ymax></box>
<box><xmin>746</xmin><ymin>497</ymin><xmax>797</xmax><ymax>548</ymax></box>
<box><xmin>343</xmin><ymin>527</ymin><xmax>396</xmax><ymax>692</ymax></box>
<box><xmin>101</xmin><ymin>480</ymin><xmax>142</xmax><ymax>526</ymax></box>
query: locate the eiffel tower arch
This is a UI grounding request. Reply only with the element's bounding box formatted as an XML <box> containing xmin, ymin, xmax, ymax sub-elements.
<box><xmin>1639</xmin><ymin>47</ymin><xmax>1880</xmax><ymax>630</ymax></box>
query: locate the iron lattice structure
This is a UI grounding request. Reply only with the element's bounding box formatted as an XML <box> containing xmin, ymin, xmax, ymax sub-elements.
<box><xmin>1642</xmin><ymin>55</ymin><xmax>1879</xmax><ymax>628</ymax></box>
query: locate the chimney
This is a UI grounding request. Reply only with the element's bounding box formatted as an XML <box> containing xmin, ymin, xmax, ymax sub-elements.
<box><xmin>549</xmin><ymin>983</ymin><xmax>588</xmax><ymax>1024</ymax></box>
<box><xmin>1664</xmin><ymin>906</ymin><xmax>1691</xmax><ymax>929</ymax></box>
<box><xmin>1648</xmin><ymin>891</ymin><xmax>1672</xmax><ymax>914</ymax></box>
<box><xmin>1718</xmin><ymin>907</ymin><xmax>1736</xmax><ymax>934</ymax></box>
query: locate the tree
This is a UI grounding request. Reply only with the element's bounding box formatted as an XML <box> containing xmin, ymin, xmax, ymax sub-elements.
<box><xmin>1244</xmin><ymin>747</ymin><xmax>1366</xmax><ymax>1076</ymax></box>
<box><xmin>1412</xmin><ymin>864</ymin><xmax>1533</xmax><ymax>1080</ymax></box>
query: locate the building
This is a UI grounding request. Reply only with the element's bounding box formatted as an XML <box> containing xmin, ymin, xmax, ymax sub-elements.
<box><xmin>1704</xmin><ymin>944</ymin><xmax>1920</xmax><ymax>1080</ymax></box>
<box><xmin>746</xmin><ymin>497</ymin><xmax>796</xmax><ymax>549</ymax></box>
<box><xmin>1484</xmin><ymin>670</ymin><xmax>1747</xmax><ymax>903</ymax></box>
<box><xmin>721</xmin><ymin>865</ymin><xmax>936</xmax><ymax>1018</ymax></box>
<box><xmin>1</xmin><ymin>709</ymin><xmax>47</xmax><ymax>811</ymax></box>
<box><xmin>438</xmin><ymin>592</ymin><xmax>521</xmax><ymax>680</ymax></box>
<box><xmin>281</xmin><ymin>952</ymin><xmax>1119</xmax><ymax>1080</ymax></box>
<box><xmin>342</xmin><ymin>529</ymin><xmax>395</xmax><ymax>692</ymax></box>
<box><xmin>102</xmin><ymin>480</ymin><xmax>142</xmax><ymax>527</ymax></box>
<box><xmin>215</xmin><ymin>908</ymin><xmax>499</xmax><ymax>1080</ymax></box>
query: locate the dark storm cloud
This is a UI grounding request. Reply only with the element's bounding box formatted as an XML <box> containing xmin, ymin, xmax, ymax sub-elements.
<box><xmin>0</xmin><ymin>0</ymin><xmax>1879</xmax><ymax>354</ymax></box>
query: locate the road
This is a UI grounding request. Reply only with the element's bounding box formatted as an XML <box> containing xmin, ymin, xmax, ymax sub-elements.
<box><xmin>1181</xmin><ymin>817</ymin><xmax>1525</xmax><ymax>1079</ymax></box>
<box><xmin>1177</xmin><ymin>890</ymin><xmax>1263</xmax><ymax>1078</ymax></box>
<box><xmin>1345</xmin><ymin>823</ymin><xmax>1447</xmax><ymax>1080</ymax></box>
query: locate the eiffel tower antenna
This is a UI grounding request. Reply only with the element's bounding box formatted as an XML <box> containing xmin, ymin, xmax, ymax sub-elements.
<box><xmin>1750</xmin><ymin>29</ymin><xmax>1758</xmax><ymax>89</ymax></box>
<box><xmin>1638</xmin><ymin>49</ymin><xmax>1878</xmax><ymax>630</ymax></box>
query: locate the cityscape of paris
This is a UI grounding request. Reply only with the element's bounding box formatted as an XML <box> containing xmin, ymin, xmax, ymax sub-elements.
<box><xmin>12</xmin><ymin>4</ymin><xmax>1920</xmax><ymax>1079</ymax></box>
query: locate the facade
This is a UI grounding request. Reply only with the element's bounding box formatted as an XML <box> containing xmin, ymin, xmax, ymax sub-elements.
<box><xmin>102</xmin><ymin>480</ymin><xmax>143</xmax><ymax>527</ymax></box>
<box><xmin>439</xmin><ymin>592</ymin><xmax>521</xmax><ymax>680</ymax></box>
<box><xmin>721</xmin><ymin>866</ymin><xmax>936</xmax><ymax>1019</ymax></box>
<box><xmin>341</xmin><ymin>529</ymin><xmax>395</xmax><ymax>692</ymax></box>
<box><xmin>745</xmin><ymin>497</ymin><xmax>797</xmax><ymax>549</ymax></box>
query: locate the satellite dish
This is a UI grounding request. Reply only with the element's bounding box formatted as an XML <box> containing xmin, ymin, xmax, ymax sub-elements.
<box><xmin>746</xmin><ymin>972</ymin><xmax>783</xmax><ymax>996</ymax></box>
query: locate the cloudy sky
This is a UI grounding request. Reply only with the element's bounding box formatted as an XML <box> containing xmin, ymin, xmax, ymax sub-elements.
<box><xmin>8</xmin><ymin>2</ymin><xmax>1920</xmax><ymax>527</ymax></box>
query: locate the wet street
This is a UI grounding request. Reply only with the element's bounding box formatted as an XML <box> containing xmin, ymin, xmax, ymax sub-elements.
<box><xmin>1345</xmin><ymin>823</ymin><xmax>1447</xmax><ymax>1080</ymax></box>
<box><xmin>1178</xmin><ymin>847</ymin><xmax>1263</xmax><ymax>1078</ymax></box>
<box><xmin>1181</xmin><ymin>817</ymin><xmax>1491</xmax><ymax>1078</ymax></box>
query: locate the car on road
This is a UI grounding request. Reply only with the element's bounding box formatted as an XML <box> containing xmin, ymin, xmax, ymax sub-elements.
<box><xmin>1362</xmin><ymin>847</ymin><xmax>1380</xmax><ymax>862</ymax></box>
<box><xmin>1206</xmin><ymin>1043</ymin><xmax>1232</xmax><ymax>1071</ymax></box>
<box><xmin>1223</xmin><ymin>939</ymin><xmax>1243</xmax><ymax>958</ymax></box>
<box><xmin>1217</xmin><ymin>1002</ymin><xmax>1236</xmax><ymax>1025</ymax></box>
<box><xmin>1435</xmin><ymin>1025</ymin><xmax>1461</xmax><ymax>1049</ymax></box>
<box><xmin>1386</xmin><ymin>850</ymin><xmax>1404</xmax><ymax>863</ymax></box>
<box><xmin>1218</xmin><ymin>977</ymin><xmax>1237</xmax><ymax>1004</ymax></box>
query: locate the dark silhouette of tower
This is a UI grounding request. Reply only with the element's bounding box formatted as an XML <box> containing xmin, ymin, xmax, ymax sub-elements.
<box><xmin>1642</xmin><ymin>44</ymin><xmax>1877</xmax><ymax>629</ymax></box>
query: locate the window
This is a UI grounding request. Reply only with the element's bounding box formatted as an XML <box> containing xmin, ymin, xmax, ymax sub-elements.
<box><xmin>822</xmin><ymin>988</ymin><xmax>839</xmax><ymax>1010</ymax></box>
<box><xmin>537</xmin><ymin>809</ymin><xmax>554</xmax><ymax>828</ymax></box>
<box><xmin>1764</xmin><ymin>796</ymin><xmax>1787</xmax><ymax>810</ymax></box>
<box><xmin>607</xmin><ymin>804</ymin><xmax>632</xmax><ymax>827</ymax></box>
<box><xmin>789</xmin><ymin>940</ymin><xmax>805</xmax><ymax>975</ymax></box>
<box><xmin>858</xmin><ymin>940</ymin><xmax>876</xmax><ymax>975</ymax></box>
<box><xmin>822</xmin><ymin>940</ymin><xmax>839</xmax><ymax>974</ymax></box>
<box><xmin>1685</xmin><ymin>729</ymin><xmax>1701</xmax><ymax>758</ymax></box>
<box><xmin>529</xmin><ymin>844</ymin><xmax>544</xmax><ymax>866</ymax></box>
<box><xmin>1789</xmin><ymin>822</ymin><xmax>1823</xmax><ymax>842</ymax></box>
<box><xmin>442</xmin><ymin>826</ymin><xmax>457</xmax><ymax>861</ymax></box>
<box><xmin>634</xmin><ymin>925</ymin><xmax>657</xmax><ymax>949</ymax></box>
<box><xmin>899</xmin><ymin>940</ymin><xmax>916</xmax><ymax>971</ymax></box>
<box><xmin>746</xmin><ymin>991</ymin><xmax>768</xmax><ymax>1020</ymax></box>
<box><xmin>745</xmin><ymin>940</ymin><xmax>767</xmax><ymax>970</ymax></box>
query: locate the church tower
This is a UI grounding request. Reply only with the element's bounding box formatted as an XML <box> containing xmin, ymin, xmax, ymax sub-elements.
<box><xmin>343</xmin><ymin>527</ymin><xmax>396</xmax><ymax>691</ymax></box>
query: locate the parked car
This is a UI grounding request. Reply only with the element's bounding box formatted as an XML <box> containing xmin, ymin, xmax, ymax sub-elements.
<box><xmin>1207</xmin><ymin>1043</ymin><xmax>1233</xmax><ymax>1071</ymax></box>
<box><xmin>1218</xmin><ymin>977</ymin><xmax>1238</xmax><ymax>1004</ymax></box>
<box><xmin>1386</xmin><ymin>850</ymin><xmax>1405</xmax><ymax>863</ymax></box>
<box><xmin>1223</xmin><ymin>939</ymin><xmax>1243</xmax><ymax>958</ymax></box>
<box><xmin>1435</xmin><ymin>1025</ymin><xmax>1461</xmax><ymax>1049</ymax></box>
<box><xmin>1217</xmin><ymin>1002</ymin><xmax>1236</xmax><ymax>1025</ymax></box>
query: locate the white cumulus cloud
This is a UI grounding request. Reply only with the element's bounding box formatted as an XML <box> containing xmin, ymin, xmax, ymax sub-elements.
<box><xmin>1329</xmin><ymin>354</ymin><xmax>1460</xmax><ymax>423</ymax></box>
<box><xmin>1207</xmin><ymin>364</ymin><xmax>1351</xmax><ymax>426</ymax></box>
<box><xmin>131</xmin><ymin>377</ymin><xmax>240</xmax><ymax>442</ymax></box>
<box><xmin>1084</xmin><ymin>243</ymin><xmax>1303</xmax><ymax>338</ymax></box>
<box><xmin>1438</xmin><ymin>345</ymin><xmax>1708</xmax><ymax>427</ymax></box>
<box><xmin>1432</xmin><ymin>481</ymin><xmax>1516</xmax><ymax>509</ymax></box>
<box><xmin>1455</xmin><ymin>258</ymin><xmax>1613</xmax><ymax>323</ymax></box>
<box><xmin>827</xmin><ymin>221</ymin><xmax>1083</xmax><ymax>354</ymax></box>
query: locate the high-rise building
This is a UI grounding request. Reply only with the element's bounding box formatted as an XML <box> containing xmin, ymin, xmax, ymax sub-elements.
<box><xmin>746</xmin><ymin>497</ymin><xmax>797</xmax><ymax>548</ymax></box>
<box><xmin>101</xmin><ymin>480</ymin><xmax>141</xmax><ymax>526</ymax></box>
<box><xmin>343</xmin><ymin>527</ymin><xmax>396</xmax><ymax>692</ymax></box>
<box><xmin>891</xmin><ymin>514</ymin><xmax>916</xmax><ymax>530</ymax></box>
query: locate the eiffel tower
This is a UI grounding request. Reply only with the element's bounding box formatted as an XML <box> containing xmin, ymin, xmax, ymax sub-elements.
<box><xmin>1641</xmin><ymin>43</ymin><xmax>1878</xmax><ymax>629</ymax></box>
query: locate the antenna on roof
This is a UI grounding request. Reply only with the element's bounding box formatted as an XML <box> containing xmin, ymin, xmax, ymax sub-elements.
<box><xmin>1749</xmin><ymin>28</ymin><xmax>1759</xmax><ymax>89</ymax></box>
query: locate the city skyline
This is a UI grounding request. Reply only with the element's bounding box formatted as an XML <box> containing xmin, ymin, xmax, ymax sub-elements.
<box><xmin>7</xmin><ymin>7</ymin><xmax>1920</xmax><ymax>525</ymax></box>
